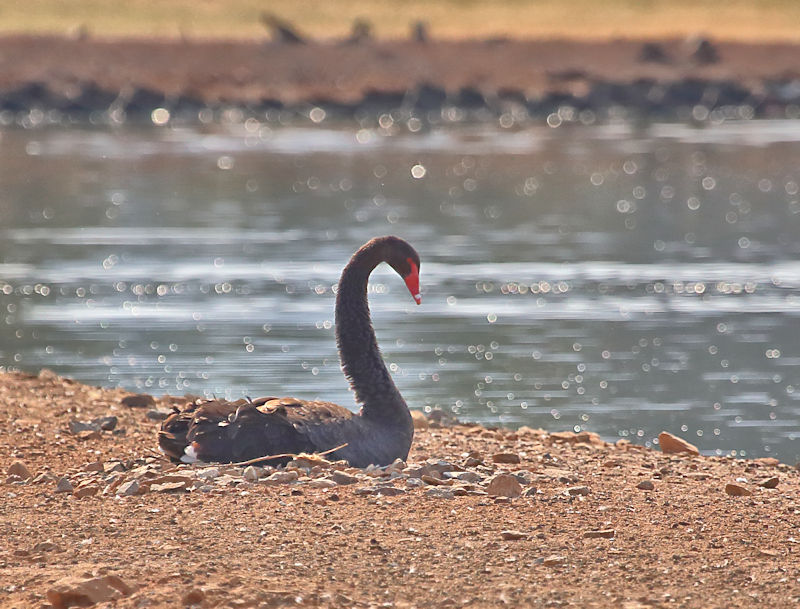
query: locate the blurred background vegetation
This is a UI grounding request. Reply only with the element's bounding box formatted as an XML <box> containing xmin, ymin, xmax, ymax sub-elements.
<box><xmin>1</xmin><ymin>0</ymin><xmax>799</xmax><ymax>41</ymax></box>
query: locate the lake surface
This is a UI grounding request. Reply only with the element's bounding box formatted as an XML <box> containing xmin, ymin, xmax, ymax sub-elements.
<box><xmin>2</xmin><ymin>120</ymin><xmax>800</xmax><ymax>460</ymax></box>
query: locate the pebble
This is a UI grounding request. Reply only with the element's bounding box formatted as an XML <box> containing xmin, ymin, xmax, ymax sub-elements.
<box><xmin>47</xmin><ymin>575</ymin><xmax>134</xmax><ymax>609</ymax></box>
<box><xmin>444</xmin><ymin>471</ymin><xmax>482</xmax><ymax>483</ymax></box>
<box><xmin>760</xmin><ymin>477</ymin><xmax>779</xmax><ymax>489</ymax></box>
<box><xmin>196</xmin><ymin>467</ymin><xmax>221</xmax><ymax>480</ymax></box>
<box><xmin>183</xmin><ymin>588</ymin><xmax>205</xmax><ymax>606</ymax></box>
<box><xmin>375</xmin><ymin>486</ymin><xmax>406</xmax><ymax>497</ymax></box>
<box><xmin>724</xmin><ymin>483</ymin><xmax>752</xmax><ymax>497</ymax></box>
<box><xmin>7</xmin><ymin>461</ymin><xmax>32</xmax><ymax>480</ymax></box>
<box><xmin>82</xmin><ymin>461</ymin><xmax>104</xmax><ymax>473</ymax></box>
<box><xmin>330</xmin><ymin>471</ymin><xmax>359</xmax><ymax>485</ymax></box>
<box><xmin>500</xmin><ymin>530</ymin><xmax>527</xmax><ymax>540</ymax></box>
<box><xmin>68</xmin><ymin>419</ymin><xmax>100</xmax><ymax>434</ymax></box>
<box><xmin>421</xmin><ymin>474</ymin><xmax>451</xmax><ymax>486</ymax></box>
<box><xmin>566</xmin><ymin>485</ymin><xmax>591</xmax><ymax>496</ymax></box>
<box><xmin>95</xmin><ymin>415</ymin><xmax>118</xmax><ymax>431</ymax></box>
<box><xmin>116</xmin><ymin>480</ymin><xmax>141</xmax><ymax>496</ymax></box>
<box><xmin>425</xmin><ymin>487</ymin><xmax>454</xmax><ymax>499</ymax></box>
<box><xmin>543</xmin><ymin>555</ymin><xmax>566</xmax><ymax>567</ymax></box>
<box><xmin>486</xmin><ymin>474</ymin><xmax>522</xmax><ymax>498</ymax></box>
<box><xmin>73</xmin><ymin>484</ymin><xmax>99</xmax><ymax>498</ymax></box>
<box><xmin>55</xmin><ymin>477</ymin><xmax>73</xmax><ymax>493</ymax></box>
<box><xmin>637</xmin><ymin>480</ymin><xmax>655</xmax><ymax>491</ymax></box>
<box><xmin>583</xmin><ymin>529</ymin><xmax>616</xmax><ymax>539</ymax></box>
<box><xmin>658</xmin><ymin>431</ymin><xmax>700</xmax><ymax>456</ymax></box>
<box><xmin>104</xmin><ymin>462</ymin><xmax>126</xmax><ymax>474</ymax></box>
<box><xmin>32</xmin><ymin>540</ymin><xmax>61</xmax><ymax>553</ymax></box>
<box><xmin>243</xmin><ymin>465</ymin><xmax>262</xmax><ymax>481</ymax></box>
<box><xmin>492</xmin><ymin>452</ymin><xmax>521</xmax><ymax>464</ymax></box>
<box><xmin>263</xmin><ymin>470</ymin><xmax>299</xmax><ymax>485</ymax></box>
<box><xmin>150</xmin><ymin>481</ymin><xmax>188</xmax><ymax>493</ymax></box>
<box><xmin>308</xmin><ymin>479</ymin><xmax>338</xmax><ymax>489</ymax></box>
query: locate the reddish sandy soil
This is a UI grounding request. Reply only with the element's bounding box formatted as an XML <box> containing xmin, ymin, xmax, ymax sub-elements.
<box><xmin>1</xmin><ymin>35</ymin><xmax>800</xmax><ymax>116</ymax></box>
<box><xmin>2</xmin><ymin>369</ymin><xmax>800</xmax><ymax>609</ymax></box>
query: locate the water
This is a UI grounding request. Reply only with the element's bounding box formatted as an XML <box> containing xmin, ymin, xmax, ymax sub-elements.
<box><xmin>2</xmin><ymin>120</ymin><xmax>800</xmax><ymax>461</ymax></box>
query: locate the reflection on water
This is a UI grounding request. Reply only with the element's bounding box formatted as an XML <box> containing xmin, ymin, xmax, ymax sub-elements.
<box><xmin>1</xmin><ymin>122</ymin><xmax>800</xmax><ymax>461</ymax></box>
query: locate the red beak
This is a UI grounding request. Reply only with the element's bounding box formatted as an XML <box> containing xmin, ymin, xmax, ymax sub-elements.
<box><xmin>404</xmin><ymin>259</ymin><xmax>421</xmax><ymax>305</ymax></box>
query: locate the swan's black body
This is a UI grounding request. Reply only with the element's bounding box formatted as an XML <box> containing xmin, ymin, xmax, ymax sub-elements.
<box><xmin>158</xmin><ymin>236</ymin><xmax>420</xmax><ymax>468</ymax></box>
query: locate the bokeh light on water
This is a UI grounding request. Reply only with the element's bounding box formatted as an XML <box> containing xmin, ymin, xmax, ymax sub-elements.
<box><xmin>1</xmin><ymin>121</ymin><xmax>800</xmax><ymax>460</ymax></box>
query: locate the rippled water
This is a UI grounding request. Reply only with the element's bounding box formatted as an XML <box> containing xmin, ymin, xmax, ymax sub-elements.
<box><xmin>2</xmin><ymin>121</ymin><xmax>800</xmax><ymax>460</ymax></box>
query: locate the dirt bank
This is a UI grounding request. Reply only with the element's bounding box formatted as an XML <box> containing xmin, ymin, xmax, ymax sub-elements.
<box><xmin>2</xmin><ymin>35</ymin><xmax>800</xmax><ymax>125</ymax></box>
<box><xmin>2</xmin><ymin>369</ymin><xmax>800</xmax><ymax>608</ymax></box>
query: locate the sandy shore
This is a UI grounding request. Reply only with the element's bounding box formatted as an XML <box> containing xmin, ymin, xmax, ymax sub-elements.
<box><xmin>2</xmin><ymin>369</ymin><xmax>799</xmax><ymax>608</ymax></box>
<box><xmin>2</xmin><ymin>35</ymin><xmax>800</xmax><ymax>124</ymax></box>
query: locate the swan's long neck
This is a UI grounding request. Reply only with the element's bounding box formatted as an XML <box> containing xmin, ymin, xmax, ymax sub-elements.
<box><xmin>335</xmin><ymin>247</ymin><xmax>407</xmax><ymax>422</ymax></box>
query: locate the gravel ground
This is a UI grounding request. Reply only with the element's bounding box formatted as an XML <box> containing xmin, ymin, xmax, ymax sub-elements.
<box><xmin>2</xmin><ymin>369</ymin><xmax>800</xmax><ymax>608</ymax></box>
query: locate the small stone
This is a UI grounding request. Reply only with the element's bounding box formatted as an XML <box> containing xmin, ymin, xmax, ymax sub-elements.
<box><xmin>196</xmin><ymin>467</ymin><xmax>221</xmax><ymax>480</ymax></box>
<box><xmin>583</xmin><ymin>529</ymin><xmax>616</xmax><ymax>539</ymax></box>
<box><xmin>121</xmin><ymin>393</ymin><xmax>156</xmax><ymax>408</ymax></box>
<box><xmin>492</xmin><ymin>453</ymin><xmax>521</xmax><ymax>464</ymax></box>
<box><xmin>725</xmin><ymin>483</ymin><xmax>752</xmax><ymax>497</ymax></box>
<box><xmin>375</xmin><ymin>486</ymin><xmax>406</xmax><ymax>497</ymax></box>
<box><xmin>146</xmin><ymin>409</ymin><xmax>173</xmax><ymax>421</ymax></box>
<box><xmin>637</xmin><ymin>480</ymin><xmax>655</xmax><ymax>491</ymax></box>
<box><xmin>329</xmin><ymin>471</ymin><xmax>359</xmax><ymax>485</ymax></box>
<box><xmin>308</xmin><ymin>479</ymin><xmax>337</xmax><ymax>489</ymax></box>
<box><xmin>93</xmin><ymin>415</ymin><xmax>118</xmax><ymax>431</ymax></box>
<box><xmin>104</xmin><ymin>461</ymin><xmax>126</xmax><ymax>474</ymax></box>
<box><xmin>150</xmin><ymin>481</ymin><xmax>188</xmax><ymax>493</ymax></box>
<box><xmin>73</xmin><ymin>484</ymin><xmax>99</xmax><ymax>498</ymax></box>
<box><xmin>263</xmin><ymin>470</ymin><xmax>299</xmax><ymax>485</ymax></box>
<box><xmin>758</xmin><ymin>548</ymin><xmax>779</xmax><ymax>558</ymax></box>
<box><xmin>82</xmin><ymin>461</ymin><xmax>104</xmax><ymax>473</ymax></box>
<box><xmin>78</xmin><ymin>430</ymin><xmax>103</xmax><ymax>441</ymax></box>
<box><xmin>47</xmin><ymin>575</ymin><xmax>134</xmax><ymax>609</ymax></box>
<box><xmin>566</xmin><ymin>485</ymin><xmax>591</xmax><ymax>496</ymax></box>
<box><xmin>421</xmin><ymin>474</ymin><xmax>450</xmax><ymax>486</ymax></box>
<box><xmin>425</xmin><ymin>487</ymin><xmax>454</xmax><ymax>499</ymax></box>
<box><xmin>55</xmin><ymin>477</ymin><xmax>73</xmax><ymax>493</ymax></box>
<box><xmin>116</xmin><ymin>480</ymin><xmax>141</xmax><ymax>496</ymax></box>
<box><xmin>543</xmin><ymin>555</ymin><xmax>565</xmax><ymax>567</ymax></box>
<box><xmin>68</xmin><ymin>419</ymin><xmax>100</xmax><ymax>434</ymax></box>
<box><xmin>522</xmin><ymin>487</ymin><xmax>538</xmax><ymax>497</ymax></box>
<box><xmin>409</xmin><ymin>410</ymin><xmax>429</xmax><ymax>430</ymax></box>
<box><xmin>243</xmin><ymin>465</ymin><xmax>262</xmax><ymax>482</ymax></box>
<box><xmin>500</xmin><ymin>530</ymin><xmax>527</xmax><ymax>540</ymax></box>
<box><xmin>486</xmin><ymin>474</ymin><xmax>522</xmax><ymax>498</ymax></box>
<box><xmin>32</xmin><ymin>540</ymin><xmax>61</xmax><ymax>553</ymax></box>
<box><xmin>658</xmin><ymin>431</ymin><xmax>700</xmax><ymax>456</ymax></box>
<box><xmin>7</xmin><ymin>461</ymin><xmax>32</xmax><ymax>480</ymax></box>
<box><xmin>443</xmin><ymin>471</ymin><xmax>482</xmax><ymax>483</ymax></box>
<box><xmin>760</xmin><ymin>477</ymin><xmax>779</xmax><ymax>489</ymax></box>
<box><xmin>183</xmin><ymin>588</ymin><xmax>205</xmax><ymax>606</ymax></box>
<box><xmin>463</xmin><ymin>456</ymin><xmax>483</xmax><ymax>467</ymax></box>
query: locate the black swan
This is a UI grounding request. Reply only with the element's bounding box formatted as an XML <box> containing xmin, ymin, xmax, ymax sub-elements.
<box><xmin>158</xmin><ymin>236</ymin><xmax>421</xmax><ymax>468</ymax></box>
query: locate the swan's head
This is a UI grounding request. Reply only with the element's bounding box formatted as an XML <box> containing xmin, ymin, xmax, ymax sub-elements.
<box><xmin>375</xmin><ymin>236</ymin><xmax>422</xmax><ymax>305</ymax></box>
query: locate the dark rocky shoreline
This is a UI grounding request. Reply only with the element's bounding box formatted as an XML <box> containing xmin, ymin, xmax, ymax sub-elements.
<box><xmin>2</xmin><ymin>35</ymin><xmax>800</xmax><ymax>126</ymax></box>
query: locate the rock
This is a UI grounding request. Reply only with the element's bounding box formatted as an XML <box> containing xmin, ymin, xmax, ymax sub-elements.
<box><xmin>421</xmin><ymin>474</ymin><xmax>450</xmax><ymax>486</ymax></box>
<box><xmin>307</xmin><ymin>479</ymin><xmax>337</xmax><ymax>489</ymax></box>
<box><xmin>637</xmin><ymin>480</ymin><xmax>655</xmax><ymax>491</ymax></box>
<box><xmin>68</xmin><ymin>419</ymin><xmax>100</xmax><ymax>434</ymax></box>
<box><xmin>760</xmin><ymin>477</ymin><xmax>779</xmax><ymax>489</ymax></box>
<box><xmin>77</xmin><ymin>430</ymin><xmax>103</xmax><ymax>441</ymax></box>
<box><xmin>758</xmin><ymin>548</ymin><xmax>779</xmax><ymax>558</ymax></box>
<box><xmin>409</xmin><ymin>410</ymin><xmax>429</xmax><ymax>430</ymax></box>
<box><xmin>566</xmin><ymin>485</ymin><xmax>591</xmax><ymax>496</ymax></box>
<box><xmin>94</xmin><ymin>415</ymin><xmax>118</xmax><ymax>431</ymax></box>
<box><xmin>243</xmin><ymin>465</ymin><xmax>262</xmax><ymax>481</ymax></box>
<box><xmin>146</xmin><ymin>409</ymin><xmax>173</xmax><ymax>421</ymax></box>
<box><xmin>116</xmin><ymin>480</ymin><xmax>141</xmax><ymax>496</ymax></box>
<box><xmin>73</xmin><ymin>484</ymin><xmax>100</xmax><ymax>498</ymax></box>
<box><xmin>353</xmin><ymin>487</ymin><xmax>377</xmax><ymax>496</ymax></box>
<box><xmin>183</xmin><ymin>587</ymin><xmax>205</xmax><ymax>606</ymax></box>
<box><xmin>32</xmin><ymin>540</ymin><xmax>61</xmax><ymax>553</ymax></box>
<box><xmin>82</xmin><ymin>461</ymin><xmax>104</xmax><ymax>472</ymax></box>
<box><xmin>491</xmin><ymin>453</ymin><xmax>521</xmax><ymax>464</ymax></box>
<box><xmin>500</xmin><ymin>530</ymin><xmax>527</xmax><ymax>540</ymax></box>
<box><xmin>444</xmin><ymin>471</ymin><xmax>482</xmax><ymax>483</ymax></box>
<box><xmin>47</xmin><ymin>575</ymin><xmax>134</xmax><ymax>609</ymax></box>
<box><xmin>463</xmin><ymin>456</ymin><xmax>483</xmax><ymax>467</ymax></box>
<box><xmin>55</xmin><ymin>477</ymin><xmax>73</xmax><ymax>493</ymax></box>
<box><xmin>7</xmin><ymin>461</ymin><xmax>32</xmax><ymax>480</ymax></box>
<box><xmin>543</xmin><ymin>555</ymin><xmax>565</xmax><ymax>567</ymax></box>
<box><xmin>425</xmin><ymin>487</ymin><xmax>454</xmax><ymax>499</ymax></box>
<box><xmin>522</xmin><ymin>487</ymin><xmax>538</xmax><ymax>497</ymax></box>
<box><xmin>330</xmin><ymin>471</ymin><xmax>359</xmax><ymax>485</ymax></box>
<box><xmin>104</xmin><ymin>461</ymin><xmax>126</xmax><ymax>474</ymax></box>
<box><xmin>196</xmin><ymin>467</ymin><xmax>221</xmax><ymax>480</ymax></box>
<box><xmin>725</xmin><ymin>483</ymin><xmax>752</xmax><ymax>497</ymax></box>
<box><xmin>658</xmin><ymin>431</ymin><xmax>700</xmax><ymax>456</ymax></box>
<box><xmin>486</xmin><ymin>474</ymin><xmax>522</xmax><ymax>498</ymax></box>
<box><xmin>150</xmin><ymin>481</ymin><xmax>188</xmax><ymax>493</ymax></box>
<box><xmin>583</xmin><ymin>529</ymin><xmax>616</xmax><ymax>539</ymax></box>
<box><xmin>263</xmin><ymin>470</ymin><xmax>299</xmax><ymax>485</ymax></box>
<box><xmin>375</xmin><ymin>486</ymin><xmax>406</xmax><ymax>496</ymax></box>
<box><xmin>121</xmin><ymin>393</ymin><xmax>156</xmax><ymax>408</ymax></box>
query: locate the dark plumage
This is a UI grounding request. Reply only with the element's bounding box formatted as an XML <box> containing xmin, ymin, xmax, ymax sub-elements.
<box><xmin>158</xmin><ymin>236</ymin><xmax>421</xmax><ymax>468</ymax></box>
